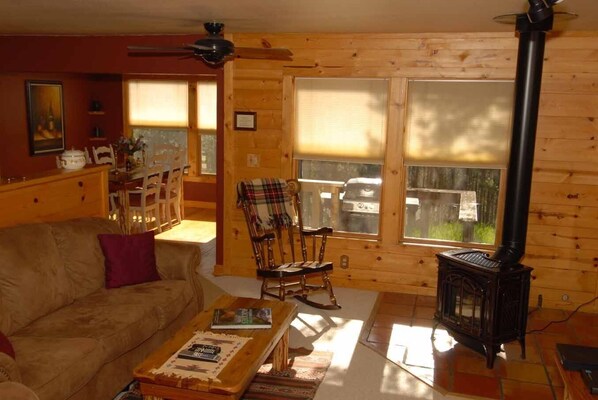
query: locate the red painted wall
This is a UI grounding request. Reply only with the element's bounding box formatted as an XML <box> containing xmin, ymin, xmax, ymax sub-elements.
<box><xmin>0</xmin><ymin>72</ymin><xmax>123</xmax><ymax>176</ymax></box>
<box><xmin>0</xmin><ymin>35</ymin><xmax>222</xmax><ymax>199</ymax></box>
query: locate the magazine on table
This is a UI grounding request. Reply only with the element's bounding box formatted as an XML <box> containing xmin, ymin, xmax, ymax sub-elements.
<box><xmin>177</xmin><ymin>343</ymin><xmax>222</xmax><ymax>362</ymax></box>
<box><xmin>211</xmin><ymin>307</ymin><xmax>272</xmax><ymax>329</ymax></box>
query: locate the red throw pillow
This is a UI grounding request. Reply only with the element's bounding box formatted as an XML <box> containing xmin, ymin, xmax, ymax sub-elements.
<box><xmin>97</xmin><ymin>231</ymin><xmax>161</xmax><ymax>289</ymax></box>
<box><xmin>0</xmin><ymin>331</ymin><xmax>15</xmax><ymax>359</ymax></box>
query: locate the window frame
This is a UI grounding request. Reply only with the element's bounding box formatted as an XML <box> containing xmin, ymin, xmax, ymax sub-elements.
<box><xmin>291</xmin><ymin>76</ymin><xmax>390</xmax><ymax>239</ymax></box>
<box><xmin>123</xmin><ymin>75</ymin><xmax>217</xmax><ymax>182</ymax></box>
<box><xmin>287</xmin><ymin>75</ymin><xmax>511</xmax><ymax>249</ymax></box>
<box><xmin>399</xmin><ymin>78</ymin><xmax>512</xmax><ymax>248</ymax></box>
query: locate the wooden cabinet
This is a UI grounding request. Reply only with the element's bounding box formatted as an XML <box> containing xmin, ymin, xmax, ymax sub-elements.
<box><xmin>0</xmin><ymin>165</ymin><xmax>110</xmax><ymax>228</ymax></box>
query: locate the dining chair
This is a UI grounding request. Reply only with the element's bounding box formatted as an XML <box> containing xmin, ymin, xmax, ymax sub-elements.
<box><xmin>84</xmin><ymin>147</ymin><xmax>92</xmax><ymax>164</ymax></box>
<box><xmin>92</xmin><ymin>145</ymin><xmax>116</xmax><ymax>166</ymax></box>
<box><xmin>237</xmin><ymin>177</ymin><xmax>341</xmax><ymax>310</ymax></box>
<box><xmin>108</xmin><ymin>192</ymin><xmax>120</xmax><ymax>222</ymax></box>
<box><xmin>158</xmin><ymin>159</ymin><xmax>184</xmax><ymax>229</ymax></box>
<box><xmin>126</xmin><ymin>164</ymin><xmax>163</xmax><ymax>233</ymax></box>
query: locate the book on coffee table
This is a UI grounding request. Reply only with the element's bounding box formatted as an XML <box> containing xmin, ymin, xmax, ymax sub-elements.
<box><xmin>211</xmin><ymin>307</ymin><xmax>272</xmax><ymax>329</ymax></box>
<box><xmin>177</xmin><ymin>343</ymin><xmax>222</xmax><ymax>363</ymax></box>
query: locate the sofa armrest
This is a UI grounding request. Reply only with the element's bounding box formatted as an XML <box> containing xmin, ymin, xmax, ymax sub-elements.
<box><xmin>0</xmin><ymin>353</ymin><xmax>21</xmax><ymax>384</ymax></box>
<box><xmin>0</xmin><ymin>382</ymin><xmax>39</xmax><ymax>400</ymax></box>
<box><xmin>154</xmin><ymin>240</ymin><xmax>204</xmax><ymax>313</ymax></box>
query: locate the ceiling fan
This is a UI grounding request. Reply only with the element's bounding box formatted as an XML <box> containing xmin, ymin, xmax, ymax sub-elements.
<box><xmin>493</xmin><ymin>0</ymin><xmax>577</xmax><ymax>25</ymax></box>
<box><xmin>128</xmin><ymin>22</ymin><xmax>293</xmax><ymax>65</ymax></box>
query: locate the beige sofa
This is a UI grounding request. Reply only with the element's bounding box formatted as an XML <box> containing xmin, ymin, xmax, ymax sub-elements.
<box><xmin>0</xmin><ymin>217</ymin><xmax>218</xmax><ymax>400</ymax></box>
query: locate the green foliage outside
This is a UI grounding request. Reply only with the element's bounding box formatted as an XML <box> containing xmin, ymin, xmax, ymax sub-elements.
<box><xmin>473</xmin><ymin>223</ymin><xmax>496</xmax><ymax>245</ymax></box>
<box><xmin>409</xmin><ymin>222</ymin><xmax>496</xmax><ymax>245</ymax></box>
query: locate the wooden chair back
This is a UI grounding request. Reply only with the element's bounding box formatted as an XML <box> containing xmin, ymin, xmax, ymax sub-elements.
<box><xmin>92</xmin><ymin>145</ymin><xmax>115</xmax><ymax>166</ymax></box>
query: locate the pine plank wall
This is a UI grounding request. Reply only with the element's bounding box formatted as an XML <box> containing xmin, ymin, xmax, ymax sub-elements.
<box><xmin>218</xmin><ymin>31</ymin><xmax>598</xmax><ymax>313</ymax></box>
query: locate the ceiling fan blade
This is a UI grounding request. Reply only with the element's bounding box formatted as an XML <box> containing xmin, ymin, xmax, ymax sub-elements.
<box><xmin>493</xmin><ymin>11</ymin><xmax>578</xmax><ymax>24</ymax></box>
<box><xmin>234</xmin><ymin>47</ymin><xmax>293</xmax><ymax>61</ymax></box>
<box><xmin>185</xmin><ymin>43</ymin><xmax>215</xmax><ymax>52</ymax></box>
<box><xmin>127</xmin><ymin>45</ymin><xmax>193</xmax><ymax>54</ymax></box>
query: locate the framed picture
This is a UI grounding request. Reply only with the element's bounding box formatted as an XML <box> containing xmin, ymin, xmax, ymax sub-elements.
<box><xmin>25</xmin><ymin>80</ymin><xmax>66</xmax><ymax>155</ymax></box>
<box><xmin>234</xmin><ymin>111</ymin><xmax>257</xmax><ymax>131</ymax></box>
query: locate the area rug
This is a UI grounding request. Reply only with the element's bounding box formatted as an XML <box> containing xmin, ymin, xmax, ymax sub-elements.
<box><xmin>113</xmin><ymin>349</ymin><xmax>332</xmax><ymax>400</ymax></box>
<box><xmin>242</xmin><ymin>349</ymin><xmax>332</xmax><ymax>400</ymax></box>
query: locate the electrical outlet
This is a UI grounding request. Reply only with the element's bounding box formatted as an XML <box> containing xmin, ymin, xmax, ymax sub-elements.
<box><xmin>537</xmin><ymin>294</ymin><xmax>543</xmax><ymax>308</ymax></box>
<box><xmin>340</xmin><ymin>255</ymin><xmax>349</xmax><ymax>269</ymax></box>
<box><xmin>247</xmin><ymin>154</ymin><xmax>260</xmax><ymax>167</ymax></box>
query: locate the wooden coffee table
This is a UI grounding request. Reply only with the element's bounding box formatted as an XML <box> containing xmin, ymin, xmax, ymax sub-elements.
<box><xmin>133</xmin><ymin>294</ymin><xmax>297</xmax><ymax>400</ymax></box>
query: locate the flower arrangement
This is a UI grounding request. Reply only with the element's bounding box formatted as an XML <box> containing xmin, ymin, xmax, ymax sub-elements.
<box><xmin>114</xmin><ymin>135</ymin><xmax>146</xmax><ymax>155</ymax></box>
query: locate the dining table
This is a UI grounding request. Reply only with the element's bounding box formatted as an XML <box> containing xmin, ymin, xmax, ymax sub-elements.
<box><xmin>108</xmin><ymin>164</ymin><xmax>188</xmax><ymax>234</ymax></box>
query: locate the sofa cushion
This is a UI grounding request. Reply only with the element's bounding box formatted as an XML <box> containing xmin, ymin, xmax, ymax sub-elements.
<box><xmin>50</xmin><ymin>218</ymin><xmax>122</xmax><ymax>300</ymax></box>
<box><xmin>91</xmin><ymin>280</ymin><xmax>194</xmax><ymax>329</ymax></box>
<box><xmin>0</xmin><ymin>352</ymin><xmax>21</xmax><ymax>384</ymax></box>
<box><xmin>0</xmin><ymin>381</ymin><xmax>40</xmax><ymax>400</ymax></box>
<box><xmin>10</xmin><ymin>336</ymin><xmax>104</xmax><ymax>400</ymax></box>
<box><xmin>0</xmin><ymin>332</ymin><xmax>14</xmax><ymax>360</ymax></box>
<box><xmin>0</xmin><ymin>223</ymin><xmax>73</xmax><ymax>335</ymax></box>
<box><xmin>15</xmin><ymin>280</ymin><xmax>191</xmax><ymax>361</ymax></box>
<box><xmin>97</xmin><ymin>231</ymin><xmax>160</xmax><ymax>289</ymax></box>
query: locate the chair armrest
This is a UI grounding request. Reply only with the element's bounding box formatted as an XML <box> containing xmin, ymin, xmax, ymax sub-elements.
<box><xmin>0</xmin><ymin>382</ymin><xmax>39</xmax><ymax>400</ymax></box>
<box><xmin>0</xmin><ymin>353</ymin><xmax>21</xmax><ymax>384</ymax></box>
<box><xmin>154</xmin><ymin>240</ymin><xmax>204</xmax><ymax>312</ymax></box>
<box><xmin>302</xmin><ymin>227</ymin><xmax>333</xmax><ymax>236</ymax></box>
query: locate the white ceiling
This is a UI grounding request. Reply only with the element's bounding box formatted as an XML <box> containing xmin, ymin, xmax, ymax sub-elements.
<box><xmin>1</xmin><ymin>0</ymin><xmax>597</xmax><ymax>36</ymax></box>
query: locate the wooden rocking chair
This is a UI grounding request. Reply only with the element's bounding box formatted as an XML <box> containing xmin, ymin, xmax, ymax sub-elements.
<box><xmin>237</xmin><ymin>178</ymin><xmax>340</xmax><ymax>310</ymax></box>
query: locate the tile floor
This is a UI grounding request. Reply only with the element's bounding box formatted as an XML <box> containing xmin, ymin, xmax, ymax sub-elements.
<box><xmin>362</xmin><ymin>292</ymin><xmax>598</xmax><ymax>400</ymax></box>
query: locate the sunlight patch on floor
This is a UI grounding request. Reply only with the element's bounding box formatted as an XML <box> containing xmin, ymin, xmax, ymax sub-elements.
<box><xmin>292</xmin><ymin>312</ymin><xmax>364</xmax><ymax>388</ymax></box>
<box><xmin>155</xmin><ymin>219</ymin><xmax>216</xmax><ymax>243</ymax></box>
<box><xmin>381</xmin><ymin>323</ymin><xmax>459</xmax><ymax>389</ymax></box>
<box><xmin>381</xmin><ymin>362</ymin><xmax>439</xmax><ymax>399</ymax></box>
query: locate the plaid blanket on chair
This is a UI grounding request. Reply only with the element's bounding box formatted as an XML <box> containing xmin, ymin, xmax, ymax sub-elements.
<box><xmin>237</xmin><ymin>178</ymin><xmax>294</xmax><ymax>231</ymax></box>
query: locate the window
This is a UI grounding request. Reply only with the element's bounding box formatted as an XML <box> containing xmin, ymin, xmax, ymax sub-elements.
<box><xmin>197</xmin><ymin>81</ymin><xmax>217</xmax><ymax>175</ymax></box>
<box><xmin>294</xmin><ymin>78</ymin><xmax>388</xmax><ymax>235</ymax></box>
<box><xmin>125</xmin><ymin>77</ymin><xmax>217</xmax><ymax>177</ymax></box>
<box><xmin>402</xmin><ymin>80</ymin><xmax>514</xmax><ymax>245</ymax></box>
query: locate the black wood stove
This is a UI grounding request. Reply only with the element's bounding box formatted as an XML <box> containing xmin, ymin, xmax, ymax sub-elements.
<box><xmin>433</xmin><ymin>2</ymin><xmax>559</xmax><ymax>369</ymax></box>
<box><xmin>435</xmin><ymin>250</ymin><xmax>532</xmax><ymax>368</ymax></box>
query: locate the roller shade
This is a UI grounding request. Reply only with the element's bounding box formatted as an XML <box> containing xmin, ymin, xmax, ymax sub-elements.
<box><xmin>404</xmin><ymin>80</ymin><xmax>514</xmax><ymax>167</ymax></box>
<box><xmin>295</xmin><ymin>78</ymin><xmax>388</xmax><ymax>164</ymax></box>
<box><xmin>197</xmin><ymin>81</ymin><xmax>217</xmax><ymax>130</ymax></box>
<box><xmin>128</xmin><ymin>80</ymin><xmax>188</xmax><ymax>127</ymax></box>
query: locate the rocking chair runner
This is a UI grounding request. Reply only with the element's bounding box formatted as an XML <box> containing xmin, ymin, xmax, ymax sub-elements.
<box><xmin>237</xmin><ymin>178</ymin><xmax>341</xmax><ymax>310</ymax></box>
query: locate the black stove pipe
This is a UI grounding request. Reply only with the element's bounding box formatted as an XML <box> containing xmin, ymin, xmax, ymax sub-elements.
<box><xmin>491</xmin><ymin>13</ymin><xmax>554</xmax><ymax>265</ymax></box>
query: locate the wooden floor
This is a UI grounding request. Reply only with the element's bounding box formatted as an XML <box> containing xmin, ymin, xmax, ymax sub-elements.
<box><xmin>154</xmin><ymin>207</ymin><xmax>216</xmax><ymax>244</ymax></box>
<box><xmin>361</xmin><ymin>292</ymin><xmax>598</xmax><ymax>400</ymax></box>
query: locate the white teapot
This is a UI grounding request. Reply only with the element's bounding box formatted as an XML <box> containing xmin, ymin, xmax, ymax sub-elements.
<box><xmin>59</xmin><ymin>149</ymin><xmax>86</xmax><ymax>170</ymax></box>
